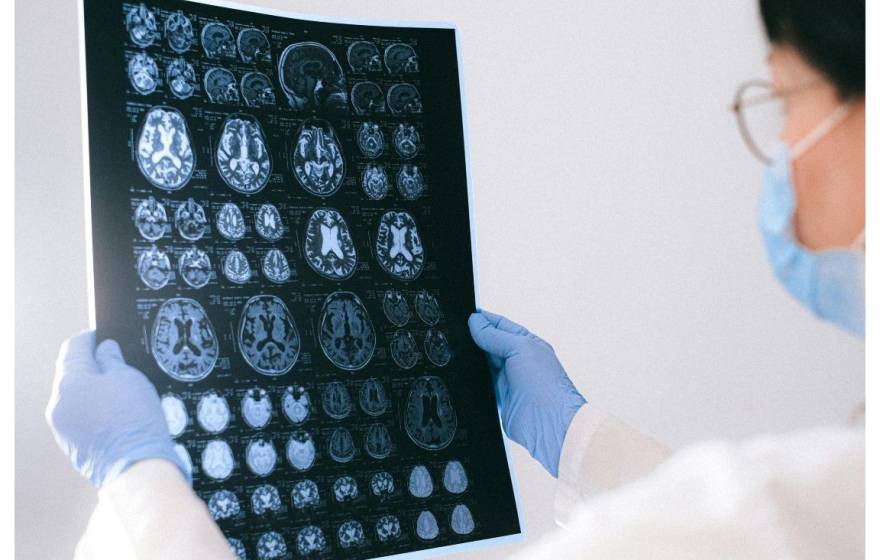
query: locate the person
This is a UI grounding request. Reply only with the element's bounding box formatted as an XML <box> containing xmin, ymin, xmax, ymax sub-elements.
<box><xmin>46</xmin><ymin>0</ymin><xmax>864</xmax><ymax>558</ymax></box>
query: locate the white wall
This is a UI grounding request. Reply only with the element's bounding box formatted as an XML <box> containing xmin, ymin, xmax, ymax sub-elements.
<box><xmin>16</xmin><ymin>1</ymin><xmax>864</xmax><ymax>558</ymax></box>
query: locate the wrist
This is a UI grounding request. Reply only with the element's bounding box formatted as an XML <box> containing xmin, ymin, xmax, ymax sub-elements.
<box><xmin>100</xmin><ymin>440</ymin><xmax>191</xmax><ymax>489</ymax></box>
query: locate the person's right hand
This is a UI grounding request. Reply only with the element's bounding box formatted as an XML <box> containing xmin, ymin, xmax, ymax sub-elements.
<box><xmin>468</xmin><ymin>311</ymin><xmax>586</xmax><ymax>477</ymax></box>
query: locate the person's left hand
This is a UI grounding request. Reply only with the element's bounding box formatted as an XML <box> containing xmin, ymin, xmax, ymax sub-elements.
<box><xmin>45</xmin><ymin>331</ymin><xmax>189</xmax><ymax>488</ymax></box>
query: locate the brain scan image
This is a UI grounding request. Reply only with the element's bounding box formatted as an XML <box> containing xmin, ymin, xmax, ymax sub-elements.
<box><xmin>228</xmin><ymin>538</ymin><xmax>246</xmax><ymax>560</ymax></box>
<box><xmin>414</xmin><ymin>290</ymin><xmax>441</xmax><ymax>325</ymax></box>
<box><xmin>216</xmin><ymin>116</ymin><xmax>272</xmax><ymax>194</ymax></box>
<box><xmin>222</xmin><ymin>250</ymin><xmax>251</xmax><ymax>284</ymax></box>
<box><xmin>137</xmin><ymin>245</ymin><xmax>171</xmax><ymax>290</ymax></box>
<box><xmin>256</xmin><ymin>531</ymin><xmax>286</xmax><ymax>560</ymax></box>
<box><xmin>361</xmin><ymin>164</ymin><xmax>390</xmax><ymax>200</ymax></box>
<box><xmin>128</xmin><ymin>52</ymin><xmax>159</xmax><ymax>95</ymax></box>
<box><xmin>333</xmin><ymin>475</ymin><xmax>358</xmax><ymax>502</ymax></box>
<box><xmin>424</xmin><ymin>328</ymin><xmax>453</xmax><ymax>366</ymax></box>
<box><xmin>261</xmin><ymin>249</ymin><xmax>290</xmax><ymax>284</ymax></box>
<box><xmin>215</xmin><ymin>202</ymin><xmax>246</xmax><ymax>241</ymax></box>
<box><xmin>351</xmin><ymin>81</ymin><xmax>386</xmax><ymax>115</ymax></box>
<box><xmin>416</xmin><ymin>510</ymin><xmax>439</xmax><ymax>541</ymax></box>
<box><xmin>328</xmin><ymin>427</ymin><xmax>356</xmax><ymax>463</ymax></box>
<box><xmin>321</xmin><ymin>382</ymin><xmax>352</xmax><ymax>419</ymax></box>
<box><xmin>370</xmin><ymin>471</ymin><xmax>395</xmax><ymax>498</ymax></box>
<box><xmin>282</xmin><ymin>385</ymin><xmax>311</xmax><ymax>424</ymax></box>
<box><xmin>396</xmin><ymin>164</ymin><xmax>425</xmax><ymax>200</ymax></box>
<box><xmin>201</xmin><ymin>22</ymin><xmax>236</xmax><ymax>59</ymax></box>
<box><xmin>303</xmin><ymin>208</ymin><xmax>357</xmax><ymax>280</ymax></box>
<box><xmin>286</xmin><ymin>431</ymin><xmax>316</xmax><ymax>471</ymax></box>
<box><xmin>337</xmin><ymin>520</ymin><xmax>365</xmax><ymax>549</ymax></box>
<box><xmin>237</xmin><ymin>28</ymin><xmax>271</xmax><ymax>63</ymax></box>
<box><xmin>451</xmin><ymin>504</ymin><xmax>476</xmax><ymax>535</ymax></box>
<box><xmin>241</xmin><ymin>387</ymin><xmax>272</xmax><ymax>429</ymax></box>
<box><xmin>246</xmin><ymin>438</ymin><xmax>278</xmax><ymax>477</ymax></box>
<box><xmin>151</xmin><ymin>298</ymin><xmax>219</xmax><ymax>382</ymax></box>
<box><xmin>137</xmin><ymin>106</ymin><xmax>195</xmax><ymax>191</ymax></box>
<box><xmin>278</xmin><ymin>42</ymin><xmax>347</xmax><ymax>111</ymax></box>
<box><xmin>375</xmin><ymin>210</ymin><xmax>425</xmax><ymax>281</ymax></box>
<box><xmin>251</xmin><ymin>484</ymin><xmax>281</xmax><ymax>515</ymax></box>
<box><xmin>178</xmin><ymin>246</ymin><xmax>212</xmax><ymax>289</ymax></box>
<box><xmin>254</xmin><ymin>203</ymin><xmax>283</xmax><ymax>241</ymax></box>
<box><xmin>291</xmin><ymin>120</ymin><xmax>345</xmax><ymax>197</ymax></box>
<box><xmin>364</xmin><ymin>423</ymin><xmax>392</xmax><ymax>459</ymax></box>
<box><xmin>196</xmin><ymin>391</ymin><xmax>231</xmax><ymax>434</ymax></box>
<box><xmin>204</xmin><ymin>67</ymin><xmax>240</xmax><ymax>104</ymax></box>
<box><xmin>393</xmin><ymin>123</ymin><xmax>420</xmax><ymax>158</ymax></box>
<box><xmin>160</xmin><ymin>393</ymin><xmax>188</xmax><ymax>437</ymax></box>
<box><xmin>166</xmin><ymin>57</ymin><xmax>196</xmax><ymax>100</ymax></box>
<box><xmin>347</xmin><ymin>41</ymin><xmax>382</xmax><ymax>73</ymax></box>
<box><xmin>201</xmin><ymin>439</ymin><xmax>234</xmax><ymax>481</ymax></box>
<box><xmin>384</xmin><ymin>43</ymin><xmax>419</xmax><ymax>74</ymax></box>
<box><xmin>296</xmin><ymin>526</ymin><xmax>327</xmax><ymax>556</ymax></box>
<box><xmin>375</xmin><ymin>515</ymin><xmax>402</xmax><ymax>543</ymax></box>
<box><xmin>174</xmin><ymin>198</ymin><xmax>207</xmax><ymax>241</ymax></box>
<box><xmin>387</xmin><ymin>83</ymin><xmax>423</xmax><ymax>115</ymax></box>
<box><xmin>291</xmin><ymin>479</ymin><xmax>319</xmax><ymax>510</ymax></box>
<box><xmin>356</xmin><ymin>122</ymin><xmax>384</xmax><ymax>158</ymax></box>
<box><xmin>404</xmin><ymin>376</ymin><xmax>457</xmax><ymax>450</ymax></box>
<box><xmin>317</xmin><ymin>291</ymin><xmax>376</xmax><ymax>371</ymax></box>
<box><xmin>241</xmin><ymin>72</ymin><xmax>276</xmax><ymax>107</ymax></box>
<box><xmin>359</xmin><ymin>378</ymin><xmax>389</xmax><ymax>417</ymax></box>
<box><xmin>125</xmin><ymin>3</ymin><xmax>158</xmax><ymax>48</ymax></box>
<box><xmin>238</xmin><ymin>295</ymin><xmax>300</xmax><ymax>375</ymax></box>
<box><xmin>443</xmin><ymin>460</ymin><xmax>469</xmax><ymax>494</ymax></box>
<box><xmin>164</xmin><ymin>11</ymin><xmax>194</xmax><ymax>53</ymax></box>
<box><xmin>134</xmin><ymin>196</ymin><xmax>167</xmax><ymax>241</ymax></box>
<box><xmin>382</xmin><ymin>290</ymin><xmax>411</xmax><ymax>326</ymax></box>
<box><xmin>408</xmin><ymin>465</ymin><xmax>433</xmax><ymax>498</ymax></box>
<box><xmin>208</xmin><ymin>490</ymin><xmax>241</xmax><ymax>521</ymax></box>
<box><xmin>390</xmin><ymin>330</ymin><xmax>420</xmax><ymax>369</ymax></box>
<box><xmin>174</xmin><ymin>443</ymin><xmax>193</xmax><ymax>476</ymax></box>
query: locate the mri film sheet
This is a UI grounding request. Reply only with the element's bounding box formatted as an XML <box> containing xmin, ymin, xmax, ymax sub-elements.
<box><xmin>80</xmin><ymin>1</ymin><xmax>520</xmax><ymax>558</ymax></box>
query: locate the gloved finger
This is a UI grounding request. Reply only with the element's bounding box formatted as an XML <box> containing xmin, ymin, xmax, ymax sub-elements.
<box><xmin>468</xmin><ymin>313</ymin><xmax>521</xmax><ymax>358</ymax></box>
<box><xmin>52</xmin><ymin>330</ymin><xmax>96</xmax><ymax>390</ymax></box>
<box><xmin>478</xmin><ymin>310</ymin><xmax>531</xmax><ymax>336</ymax></box>
<box><xmin>95</xmin><ymin>339</ymin><xmax>126</xmax><ymax>373</ymax></box>
<box><xmin>492</xmin><ymin>366</ymin><xmax>511</xmax><ymax>412</ymax></box>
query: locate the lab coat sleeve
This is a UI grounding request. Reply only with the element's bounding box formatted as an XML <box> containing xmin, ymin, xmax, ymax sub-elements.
<box><xmin>555</xmin><ymin>404</ymin><xmax>672</xmax><ymax>527</ymax></box>
<box><xmin>74</xmin><ymin>459</ymin><xmax>234</xmax><ymax>560</ymax></box>
<box><xmin>524</xmin><ymin>426</ymin><xmax>864</xmax><ymax>560</ymax></box>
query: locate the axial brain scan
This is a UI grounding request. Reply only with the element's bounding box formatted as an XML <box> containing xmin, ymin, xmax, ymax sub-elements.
<box><xmin>134</xmin><ymin>196</ymin><xmax>167</xmax><ymax>241</ymax></box>
<box><xmin>164</xmin><ymin>11</ymin><xmax>194</xmax><ymax>53</ymax></box>
<box><xmin>204</xmin><ymin>67</ymin><xmax>240</xmax><ymax>104</ymax></box>
<box><xmin>128</xmin><ymin>52</ymin><xmax>159</xmax><ymax>95</ymax></box>
<box><xmin>282</xmin><ymin>385</ymin><xmax>311</xmax><ymax>424</ymax></box>
<box><xmin>175</xmin><ymin>444</ymin><xmax>193</xmax><ymax>476</ymax></box>
<box><xmin>241</xmin><ymin>72</ymin><xmax>276</xmax><ymax>107</ymax></box>
<box><xmin>201</xmin><ymin>22</ymin><xmax>236</xmax><ymax>59</ymax></box>
<box><xmin>256</xmin><ymin>531</ymin><xmax>286</xmax><ymax>560</ymax></box>
<box><xmin>150</xmin><ymin>298</ymin><xmax>219</xmax><ymax>382</ymax></box>
<box><xmin>414</xmin><ymin>289</ymin><xmax>441</xmax><ymax>325</ymax></box>
<box><xmin>166</xmin><ymin>57</ymin><xmax>197</xmax><ymax>100</ymax></box>
<box><xmin>201</xmin><ymin>439</ymin><xmax>235</xmax><ymax>480</ymax></box>
<box><xmin>125</xmin><ymin>3</ymin><xmax>158</xmax><ymax>48</ymax></box>
<box><xmin>424</xmin><ymin>328</ymin><xmax>453</xmax><ymax>366</ymax></box>
<box><xmin>216</xmin><ymin>116</ymin><xmax>272</xmax><ymax>194</ymax></box>
<box><xmin>222</xmin><ymin>250</ymin><xmax>251</xmax><ymax>284</ymax></box>
<box><xmin>328</xmin><ymin>427</ymin><xmax>356</xmax><ymax>463</ymax></box>
<box><xmin>382</xmin><ymin>290</ymin><xmax>411</xmax><ymax>326</ymax></box>
<box><xmin>174</xmin><ymin>198</ymin><xmax>207</xmax><ymax>241</ymax></box>
<box><xmin>359</xmin><ymin>378</ymin><xmax>389</xmax><ymax>416</ymax></box>
<box><xmin>387</xmin><ymin>83</ymin><xmax>423</xmax><ymax>115</ymax></box>
<box><xmin>347</xmin><ymin>40</ymin><xmax>382</xmax><ymax>73</ymax></box>
<box><xmin>246</xmin><ymin>439</ymin><xmax>278</xmax><ymax>476</ymax></box>
<box><xmin>241</xmin><ymin>387</ymin><xmax>272</xmax><ymax>429</ymax></box>
<box><xmin>351</xmin><ymin>81</ymin><xmax>386</xmax><ymax>115</ymax></box>
<box><xmin>364</xmin><ymin>423</ymin><xmax>392</xmax><ymax>459</ymax></box>
<box><xmin>370</xmin><ymin>471</ymin><xmax>395</xmax><ymax>498</ymax></box>
<box><xmin>238</xmin><ymin>28</ymin><xmax>271</xmax><ymax>63</ymax></box>
<box><xmin>384</xmin><ymin>43</ymin><xmax>419</xmax><ymax>74</ymax></box>
<box><xmin>291</xmin><ymin>120</ymin><xmax>345</xmax><ymax>197</ymax></box>
<box><xmin>404</xmin><ymin>376</ymin><xmax>458</xmax><ymax>450</ymax></box>
<box><xmin>254</xmin><ymin>203</ymin><xmax>283</xmax><ymax>241</ymax></box>
<box><xmin>451</xmin><ymin>504</ymin><xmax>475</xmax><ymax>535</ymax></box>
<box><xmin>137</xmin><ymin>106</ymin><xmax>195</xmax><ymax>191</ymax></box>
<box><xmin>408</xmin><ymin>464</ymin><xmax>433</xmax><ymax>498</ymax></box>
<box><xmin>375</xmin><ymin>515</ymin><xmax>402</xmax><ymax>543</ymax></box>
<box><xmin>178</xmin><ymin>246</ymin><xmax>212</xmax><ymax>289</ymax></box>
<box><xmin>338</xmin><ymin>520</ymin><xmax>365</xmax><ymax>549</ymax></box>
<box><xmin>333</xmin><ymin>475</ymin><xmax>358</xmax><ymax>502</ymax></box>
<box><xmin>375</xmin><ymin>210</ymin><xmax>425</xmax><ymax>281</ymax></box>
<box><xmin>278</xmin><ymin>42</ymin><xmax>347</xmax><ymax>111</ymax></box>
<box><xmin>397</xmin><ymin>164</ymin><xmax>424</xmax><ymax>200</ymax></box>
<box><xmin>215</xmin><ymin>202</ymin><xmax>246</xmax><ymax>241</ymax></box>
<box><xmin>321</xmin><ymin>381</ymin><xmax>352</xmax><ymax>419</ymax></box>
<box><xmin>196</xmin><ymin>391</ymin><xmax>231</xmax><ymax>434</ymax></box>
<box><xmin>228</xmin><ymin>538</ymin><xmax>246</xmax><ymax>559</ymax></box>
<box><xmin>238</xmin><ymin>295</ymin><xmax>301</xmax><ymax>376</ymax></box>
<box><xmin>361</xmin><ymin>164</ymin><xmax>390</xmax><ymax>200</ymax></box>
<box><xmin>251</xmin><ymin>484</ymin><xmax>281</xmax><ymax>515</ymax></box>
<box><xmin>393</xmin><ymin>123</ymin><xmax>420</xmax><ymax>158</ymax></box>
<box><xmin>416</xmin><ymin>510</ymin><xmax>439</xmax><ymax>540</ymax></box>
<box><xmin>317</xmin><ymin>291</ymin><xmax>376</xmax><ymax>371</ymax></box>
<box><xmin>356</xmin><ymin>122</ymin><xmax>384</xmax><ymax>158</ymax></box>
<box><xmin>303</xmin><ymin>208</ymin><xmax>357</xmax><ymax>280</ymax></box>
<box><xmin>390</xmin><ymin>330</ymin><xmax>420</xmax><ymax>369</ymax></box>
<box><xmin>137</xmin><ymin>245</ymin><xmax>171</xmax><ymax>290</ymax></box>
<box><xmin>160</xmin><ymin>393</ymin><xmax>188</xmax><ymax>437</ymax></box>
<box><xmin>261</xmin><ymin>249</ymin><xmax>291</xmax><ymax>284</ymax></box>
<box><xmin>443</xmin><ymin>460</ymin><xmax>469</xmax><ymax>494</ymax></box>
<box><xmin>286</xmin><ymin>431</ymin><xmax>316</xmax><ymax>471</ymax></box>
<box><xmin>291</xmin><ymin>479</ymin><xmax>319</xmax><ymax>509</ymax></box>
<box><xmin>208</xmin><ymin>489</ymin><xmax>241</xmax><ymax>520</ymax></box>
<box><xmin>296</xmin><ymin>526</ymin><xmax>327</xmax><ymax>556</ymax></box>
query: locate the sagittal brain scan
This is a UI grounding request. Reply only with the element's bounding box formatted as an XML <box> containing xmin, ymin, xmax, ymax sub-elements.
<box><xmin>137</xmin><ymin>245</ymin><xmax>171</xmax><ymax>290</ymax></box>
<box><xmin>204</xmin><ymin>67</ymin><xmax>240</xmax><ymax>104</ymax></box>
<box><xmin>286</xmin><ymin>431</ymin><xmax>316</xmax><ymax>471</ymax></box>
<box><xmin>338</xmin><ymin>520</ymin><xmax>365</xmax><ymax>549</ymax></box>
<box><xmin>128</xmin><ymin>52</ymin><xmax>158</xmax><ymax>95</ymax></box>
<box><xmin>261</xmin><ymin>249</ymin><xmax>291</xmax><ymax>284</ymax></box>
<box><xmin>387</xmin><ymin>83</ymin><xmax>423</xmax><ymax>115</ymax></box>
<box><xmin>197</xmin><ymin>391</ymin><xmax>231</xmax><ymax>434</ymax></box>
<box><xmin>179</xmin><ymin>246</ymin><xmax>212</xmax><ymax>289</ymax></box>
<box><xmin>216</xmin><ymin>116</ymin><xmax>272</xmax><ymax>194</ymax></box>
<box><xmin>361</xmin><ymin>164</ymin><xmax>390</xmax><ymax>200</ymax></box>
<box><xmin>317</xmin><ymin>291</ymin><xmax>376</xmax><ymax>371</ymax></box>
<box><xmin>251</xmin><ymin>484</ymin><xmax>281</xmax><ymax>515</ymax></box>
<box><xmin>359</xmin><ymin>378</ymin><xmax>389</xmax><ymax>416</ymax></box>
<box><xmin>150</xmin><ymin>298</ymin><xmax>219</xmax><ymax>382</ymax></box>
<box><xmin>166</xmin><ymin>57</ymin><xmax>197</xmax><ymax>100</ymax></box>
<box><xmin>240</xmin><ymin>72</ymin><xmax>276</xmax><ymax>107</ymax></box>
<box><xmin>223</xmin><ymin>250</ymin><xmax>251</xmax><ymax>284</ymax></box>
<box><xmin>256</xmin><ymin>531</ymin><xmax>287</xmax><ymax>560</ymax></box>
<box><xmin>134</xmin><ymin>196</ymin><xmax>167</xmax><ymax>241</ymax></box>
<box><xmin>282</xmin><ymin>385</ymin><xmax>311</xmax><ymax>424</ymax></box>
<box><xmin>351</xmin><ymin>81</ymin><xmax>386</xmax><ymax>115</ymax></box>
<box><xmin>238</xmin><ymin>295</ymin><xmax>301</xmax><ymax>375</ymax></box>
<box><xmin>174</xmin><ymin>198</ymin><xmax>207</xmax><ymax>241</ymax></box>
<box><xmin>390</xmin><ymin>330</ymin><xmax>420</xmax><ymax>369</ymax></box>
<box><xmin>246</xmin><ymin>439</ymin><xmax>278</xmax><ymax>476</ymax></box>
<box><xmin>328</xmin><ymin>427</ymin><xmax>356</xmax><ymax>463</ymax></box>
<box><xmin>291</xmin><ymin>479</ymin><xmax>319</xmax><ymax>509</ymax></box>
<box><xmin>254</xmin><ymin>203</ymin><xmax>283</xmax><ymax>241</ymax></box>
<box><xmin>303</xmin><ymin>208</ymin><xmax>357</xmax><ymax>280</ymax></box>
<box><xmin>384</xmin><ymin>43</ymin><xmax>419</xmax><ymax>74</ymax></box>
<box><xmin>241</xmin><ymin>387</ymin><xmax>272</xmax><ymax>429</ymax></box>
<box><xmin>296</xmin><ymin>526</ymin><xmax>327</xmax><ymax>555</ymax></box>
<box><xmin>396</xmin><ymin>164</ymin><xmax>424</xmax><ymax>200</ymax></box>
<box><xmin>408</xmin><ymin>464</ymin><xmax>433</xmax><ymax>498</ymax></box>
<box><xmin>451</xmin><ymin>504</ymin><xmax>475</xmax><ymax>535</ymax></box>
<box><xmin>333</xmin><ymin>475</ymin><xmax>358</xmax><ymax>502</ymax></box>
<box><xmin>322</xmin><ymin>381</ymin><xmax>352</xmax><ymax>419</ymax></box>
<box><xmin>364</xmin><ymin>423</ymin><xmax>392</xmax><ymax>459</ymax></box>
<box><xmin>208</xmin><ymin>489</ymin><xmax>241</xmax><ymax>520</ymax></box>
<box><xmin>201</xmin><ymin>22</ymin><xmax>236</xmax><ymax>59</ymax></box>
<box><xmin>416</xmin><ymin>510</ymin><xmax>439</xmax><ymax>540</ymax></box>
<box><xmin>370</xmin><ymin>471</ymin><xmax>395</xmax><ymax>498</ymax></box>
<box><xmin>405</xmin><ymin>376</ymin><xmax>457</xmax><ymax>450</ymax></box>
<box><xmin>424</xmin><ymin>328</ymin><xmax>453</xmax><ymax>366</ymax></box>
<box><xmin>161</xmin><ymin>393</ymin><xmax>188</xmax><ymax>437</ymax></box>
<box><xmin>237</xmin><ymin>28</ymin><xmax>271</xmax><ymax>63</ymax></box>
<box><xmin>278</xmin><ymin>42</ymin><xmax>347</xmax><ymax>111</ymax></box>
<box><xmin>202</xmin><ymin>439</ymin><xmax>235</xmax><ymax>480</ymax></box>
<box><xmin>164</xmin><ymin>11</ymin><xmax>194</xmax><ymax>53</ymax></box>
<box><xmin>443</xmin><ymin>460</ymin><xmax>468</xmax><ymax>494</ymax></box>
<box><xmin>215</xmin><ymin>202</ymin><xmax>246</xmax><ymax>241</ymax></box>
<box><xmin>347</xmin><ymin>40</ymin><xmax>382</xmax><ymax>73</ymax></box>
<box><xmin>375</xmin><ymin>210</ymin><xmax>425</xmax><ymax>281</ymax></box>
<box><xmin>382</xmin><ymin>290</ymin><xmax>411</xmax><ymax>326</ymax></box>
<box><xmin>393</xmin><ymin>123</ymin><xmax>420</xmax><ymax>158</ymax></box>
<box><xmin>291</xmin><ymin>120</ymin><xmax>345</xmax><ymax>197</ymax></box>
<box><xmin>375</xmin><ymin>515</ymin><xmax>401</xmax><ymax>543</ymax></box>
<box><xmin>356</xmin><ymin>122</ymin><xmax>384</xmax><ymax>158</ymax></box>
<box><xmin>137</xmin><ymin>106</ymin><xmax>194</xmax><ymax>191</ymax></box>
<box><xmin>414</xmin><ymin>290</ymin><xmax>441</xmax><ymax>325</ymax></box>
<box><xmin>125</xmin><ymin>3</ymin><xmax>157</xmax><ymax>48</ymax></box>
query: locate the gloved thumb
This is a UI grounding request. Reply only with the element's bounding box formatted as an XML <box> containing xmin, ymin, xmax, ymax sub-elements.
<box><xmin>468</xmin><ymin>313</ymin><xmax>521</xmax><ymax>358</ymax></box>
<box><xmin>95</xmin><ymin>339</ymin><xmax>126</xmax><ymax>372</ymax></box>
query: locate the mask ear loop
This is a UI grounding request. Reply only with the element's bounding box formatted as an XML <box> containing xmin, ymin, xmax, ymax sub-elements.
<box><xmin>789</xmin><ymin>102</ymin><xmax>854</xmax><ymax>160</ymax></box>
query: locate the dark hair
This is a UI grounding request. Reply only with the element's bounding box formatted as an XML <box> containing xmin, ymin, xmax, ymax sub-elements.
<box><xmin>759</xmin><ymin>0</ymin><xmax>865</xmax><ymax>98</ymax></box>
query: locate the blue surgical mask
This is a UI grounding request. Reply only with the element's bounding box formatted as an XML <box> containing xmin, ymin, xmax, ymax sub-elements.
<box><xmin>758</xmin><ymin>103</ymin><xmax>865</xmax><ymax>338</ymax></box>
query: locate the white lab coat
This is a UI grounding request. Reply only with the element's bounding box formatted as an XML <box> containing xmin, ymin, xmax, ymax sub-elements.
<box><xmin>76</xmin><ymin>405</ymin><xmax>864</xmax><ymax>559</ymax></box>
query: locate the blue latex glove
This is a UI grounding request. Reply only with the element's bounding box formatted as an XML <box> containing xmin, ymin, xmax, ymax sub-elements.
<box><xmin>45</xmin><ymin>331</ymin><xmax>190</xmax><ymax>488</ymax></box>
<box><xmin>468</xmin><ymin>310</ymin><xmax>586</xmax><ymax>477</ymax></box>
